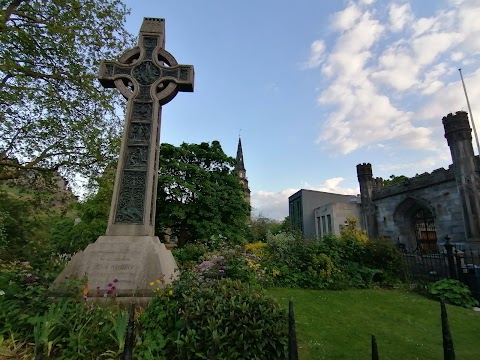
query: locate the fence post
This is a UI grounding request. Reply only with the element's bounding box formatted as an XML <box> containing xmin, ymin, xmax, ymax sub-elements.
<box><xmin>440</xmin><ymin>300</ymin><xmax>455</xmax><ymax>360</ymax></box>
<box><xmin>371</xmin><ymin>334</ymin><xmax>379</xmax><ymax>360</ymax></box>
<box><xmin>34</xmin><ymin>345</ymin><xmax>44</xmax><ymax>360</ymax></box>
<box><xmin>209</xmin><ymin>339</ymin><xmax>217</xmax><ymax>360</ymax></box>
<box><xmin>288</xmin><ymin>299</ymin><xmax>299</xmax><ymax>360</ymax></box>
<box><xmin>444</xmin><ymin>236</ymin><xmax>457</xmax><ymax>280</ymax></box>
<box><xmin>121</xmin><ymin>303</ymin><xmax>135</xmax><ymax>360</ymax></box>
<box><xmin>454</xmin><ymin>249</ymin><xmax>464</xmax><ymax>283</ymax></box>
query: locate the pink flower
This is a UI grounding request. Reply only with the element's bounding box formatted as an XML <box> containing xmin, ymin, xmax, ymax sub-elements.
<box><xmin>83</xmin><ymin>295</ymin><xmax>88</xmax><ymax>301</ymax></box>
<box><xmin>113</xmin><ymin>279</ymin><xmax>119</xmax><ymax>283</ymax></box>
<box><xmin>107</xmin><ymin>283</ymin><xmax>113</xmax><ymax>287</ymax></box>
<box><xmin>111</xmin><ymin>286</ymin><xmax>116</xmax><ymax>290</ymax></box>
<box><xmin>106</xmin><ymin>289</ymin><xmax>113</xmax><ymax>295</ymax></box>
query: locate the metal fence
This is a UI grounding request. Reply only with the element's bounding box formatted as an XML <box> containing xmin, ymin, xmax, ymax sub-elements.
<box><xmin>402</xmin><ymin>242</ymin><xmax>480</xmax><ymax>302</ymax></box>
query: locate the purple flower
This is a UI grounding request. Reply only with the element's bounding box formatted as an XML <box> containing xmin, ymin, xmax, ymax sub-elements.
<box><xmin>198</xmin><ymin>261</ymin><xmax>214</xmax><ymax>271</ymax></box>
<box><xmin>83</xmin><ymin>295</ymin><xmax>88</xmax><ymax>301</ymax></box>
<box><xmin>107</xmin><ymin>283</ymin><xmax>113</xmax><ymax>287</ymax></box>
<box><xmin>106</xmin><ymin>289</ymin><xmax>113</xmax><ymax>295</ymax></box>
<box><xmin>110</xmin><ymin>286</ymin><xmax>116</xmax><ymax>290</ymax></box>
<box><xmin>113</xmin><ymin>279</ymin><xmax>119</xmax><ymax>283</ymax></box>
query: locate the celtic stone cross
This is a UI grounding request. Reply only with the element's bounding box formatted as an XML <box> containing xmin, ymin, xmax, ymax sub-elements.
<box><xmin>98</xmin><ymin>18</ymin><xmax>194</xmax><ymax>237</ymax></box>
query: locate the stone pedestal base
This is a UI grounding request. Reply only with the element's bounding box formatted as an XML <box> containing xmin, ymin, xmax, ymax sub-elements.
<box><xmin>52</xmin><ymin>236</ymin><xmax>178</xmax><ymax>299</ymax></box>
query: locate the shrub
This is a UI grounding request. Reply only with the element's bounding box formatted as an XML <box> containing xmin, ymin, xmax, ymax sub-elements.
<box><xmin>172</xmin><ymin>243</ymin><xmax>208</xmax><ymax>269</ymax></box>
<box><xmin>339</xmin><ymin>217</ymin><xmax>368</xmax><ymax>243</ymax></box>
<box><xmin>430</xmin><ymin>279</ymin><xmax>479</xmax><ymax>308</ymax></box>
<box><xmin>364</xmin><ymin>237</ymin><xmax>403</xmax><ymax>284</ymax></box>
<box><xmin>137</xmin><ymin>273</ymin><xmax>288</xmax><ymax>359</ymax></box>
<box><xmin>0</xmin><ymin>261</ymin><xmax>53</xmax><ymax>340</ymax></box>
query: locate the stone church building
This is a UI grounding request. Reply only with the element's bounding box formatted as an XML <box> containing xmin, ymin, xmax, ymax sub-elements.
<box><xmin>358</xmin><ymin>111</ymin><xmax>480</xmax><ymax>251</ymax></box>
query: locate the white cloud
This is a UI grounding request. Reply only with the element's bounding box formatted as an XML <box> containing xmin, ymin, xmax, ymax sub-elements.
<box><xmin>304</xmin><ymin>40</ymin><xmax>326</xmax><ymax>69</ymax></box>
<box><xmin>360</xmin><ymin>0</ymin><xmax>376</xmax><ymax>6</ymax></box>
<box><xmin>331</xmin><ymin>3</ymin><xmax>362</xmax><ymax>31</ymax></box>
<box><xmin>377</xmin><ymin>150</ymin><xmax>452</xmax><ymax>176</ymax></box>
<box><xmin>307</xmin><ymin>0</ymin><xmax>480</xmax><ymax>161</ymax></box>
<box><xmin>251</xmin><ymin>188</ymin><xmax>297</xmax><ymax>220</ymax></box>
<box><xmin>418</xmin><ymin>69</ymin><xmax>480</xmax><ymax>122</ymax></box>
<box><xmin>388</xmin><ymin>3</ymin><xmax>413</xmax><ymax>32</ymax></box>
<box><xmin>304</xmin><ymin>177</ymin><xmax>359</xmax><ymax>195</ymax></box>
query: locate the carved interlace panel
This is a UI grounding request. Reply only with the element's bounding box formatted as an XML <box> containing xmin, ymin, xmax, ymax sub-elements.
<box><xmin>115</xmin><ymin>171</ymin><xmax>147</xmax><ymax>223</ymax></box>
<box><xmin>132</xmin><ymin>102</ymin><xmax>152</xmax><ymax>120</ymax></box>
<box><xmin>125</xmin><ymin>146</ymin><xmax>149</xmax><ymax>169</ymax></box>
<box><xmin>137</xmin><ymin>86</ymin><xmax>151</xmax><ymax>101</ymax></box>
<box><xmin>132</xmin><ymin>61</ymin><xmax>160</xmax><ymax>85</ymax></box>
<box><xmin>129</xmin><ymin>123</ymin><xmax>151</xmax><ymax>142</ymax></box>
<box><xmin>143</xmin><ymin>37</ymin><xmax>158</xmax><ymax>59</ymax></box>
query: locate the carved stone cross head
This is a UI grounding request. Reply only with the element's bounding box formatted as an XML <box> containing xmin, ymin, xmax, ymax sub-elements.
<box><xmin>98</xmin><ymin>18</ymin><xmax>194</xmax><ymax>106</ymax></box>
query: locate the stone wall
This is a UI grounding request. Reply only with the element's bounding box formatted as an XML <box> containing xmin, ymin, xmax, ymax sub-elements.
<box><xmin>371</xmin><ymin>166</ymin><xmax>464</xmax><ymax>247</ymax></box>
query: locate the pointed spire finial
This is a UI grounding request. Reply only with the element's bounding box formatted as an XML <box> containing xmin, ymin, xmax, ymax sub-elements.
<box><xmin>236</xmin><ymin>136</ymin><xmax>245</xmax><ymax>171</ymax></box>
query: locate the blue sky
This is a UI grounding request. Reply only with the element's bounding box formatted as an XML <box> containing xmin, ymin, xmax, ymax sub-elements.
<box><xmin>122</xmin><ymin>0</ymin><xmax>480</xmax><ymax>220</ymax></box>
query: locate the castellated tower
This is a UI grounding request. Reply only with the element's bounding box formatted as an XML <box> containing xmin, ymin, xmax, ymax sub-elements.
<box><xmin>235</xmin><ymin>137</ymin><xmax>251</xmax><ymax>209</ymax></box>
<box><xmin>443</xmin><ymin>111</ymin><xmax>480</xmax><ymax>248</ymax></box>
<box><xmin>356</xmin><ymin>163</ymin><xmax>378</xmax><ymax>238</ymax></box>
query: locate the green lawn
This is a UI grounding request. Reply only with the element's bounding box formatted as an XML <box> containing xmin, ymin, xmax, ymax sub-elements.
<box><xmin>268</xmin><ymin>288</ymin><xmax>480</xmax><ymax>360</ymax></box>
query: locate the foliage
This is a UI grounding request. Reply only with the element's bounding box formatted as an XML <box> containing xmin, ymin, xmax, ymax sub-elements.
<box><xmin>383</xmin><ymin>174</ymin><xmax>409</xmax><ymax>186</ymax></box>
<box><xmin>0</xmin><ymin>0</ymin><xmax>134</xmax><ymax>182</ymax></box>
<box><xmin>364</xmin><ymin>237</ymin><xmax>404</xmax><ymax>283</ymax></box>
<box><xmin>137</xmin><ymin>274</ymin><xmax>288</xmax><ymax>359</ymax></box>
<box><xmin>340</xmin><ymin>216</ymin><xmax>368</xmax><ymax>243</ymax></box>
<box><xmin>31</xmin><ymin>299</ymin><xmax>127</xmax><ymax>359</ymax></box>
<box><xmin>172</xmin><ymin>243</ymin><xmax>209</xmax><ymax>269</ymax></box>
<box><xmin>0</xmin><ymin>190</ymin><xmax>37</xmax><ymax>260</ymax></box>
<box><xmin>0</xmin><ymin>261</ymin><xmax>53</xmax><ymax>341</ymax></box>
<box><xmin>430</xmin><ymin>279</ymin><xmax>479</xmax><ymax>308</ymax></box>
<box><xmin>249</xmin><ymin>216</ymin><xmax>283</xmax><ymax>242</ymax></box>
<box><xmin>0</xmin><ymin>333</ymin><xmax>33</xmax><ymax>359</ymax></box>
<box><xmin>156</xmin><ymin>141</ymin><xmax>251</xmax><ymax>247</ymax></box>
<box><xmin>260</xmin><ymin>232</ymin><xmax>402</xmax><ymax>290</ymax></box>
<box><xmin>0</xmin><ymin>187</ymin><xmax>74</xmax><ymax>262</ymax></box>
<box><xmin>48</xmin><ymin>166</ymin><xmax>114</xmax><ymax>255</ymax></box>
<box><xmin>0</xmin><ymin>261</ymin><xmax>127</xmax><ymax>358</ymax></box>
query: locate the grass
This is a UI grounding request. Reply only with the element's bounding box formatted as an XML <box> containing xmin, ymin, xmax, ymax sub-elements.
<box><xmin>268</xmin><ymin>288</ymin><xmax>480</xmax><ymax>360</ymax></box>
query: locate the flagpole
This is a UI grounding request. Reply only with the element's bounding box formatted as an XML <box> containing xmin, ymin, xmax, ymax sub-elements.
<box><xmin>459</xmin><ymin>68</ymin><xmax>480</xmax><ymax>155</ymax></box>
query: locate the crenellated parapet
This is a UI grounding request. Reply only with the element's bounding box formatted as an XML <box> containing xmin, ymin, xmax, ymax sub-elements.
<box><xmin>356</xmin><ymin>163</ymin><xmax>373</xmax><ymax>179</ymax></box>
<box><xmin>373</xmin><ymin>166</ymin><xmax>455</xmax><ymax>200</ymax></box>
<box><xmin>373</xmin><ymin>177</ymin><xmax>384</xmax><ymax>189</ymax></box>
<box><xmin>443</xmin><ymin>111</ymin><xmax>472</xmax><ymax>145</ymax></box>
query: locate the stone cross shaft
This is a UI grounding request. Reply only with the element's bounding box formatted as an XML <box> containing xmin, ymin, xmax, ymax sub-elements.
<box><xmin>98</xmin><ymin>18</ymin><xmax>194</xmax><ymax>237</ymax></box>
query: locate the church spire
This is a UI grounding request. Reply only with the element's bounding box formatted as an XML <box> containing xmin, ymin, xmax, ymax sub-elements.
<box><xmin>235</xmin><ymin>137</ymin><xmax>245</xmax><ymax>171</ymax></box>
<box><xmin>235</xmin><ymin>136</ymin><xmax>250</xmax><ymax>210</ymax></box>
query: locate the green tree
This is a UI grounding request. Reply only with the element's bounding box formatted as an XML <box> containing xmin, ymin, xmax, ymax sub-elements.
<box><xmin>383</xmin><ymin>174</ymin><xmax>409</xmax><ymax>186</ymax></box>
<box><xmin>249</xmin><ymin>216</ymin><xmax>282</xmax><ymax>242</ymax></box>
<box><xmin>0</xmin><ymin>0</ymin><xmax>133</xmax><ymax>182</ymax></box>
<box><xmin>0</xmin><ymin>189</ymin><xmax>55</xmax><ymax>261</ymax></box>
<box><xmin>49</xmin><ymin>165</ymin><xmax>115</xmax><ymax>255</ymax></box>
<box><xmin>156</xmin><ymin>141</ymin><xmax>251</xmax><ymax>247</ymax></box>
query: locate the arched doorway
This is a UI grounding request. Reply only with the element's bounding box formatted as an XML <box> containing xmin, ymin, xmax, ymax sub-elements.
<box><xmin>412</xmin><ymin>207</ymin><xmax>437</xmax><ymax>252</ymax></box>
<box><xmin>393</xmin><ymin>197</ymin><xmax>437</xmax><ymax>251</ymax></box>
